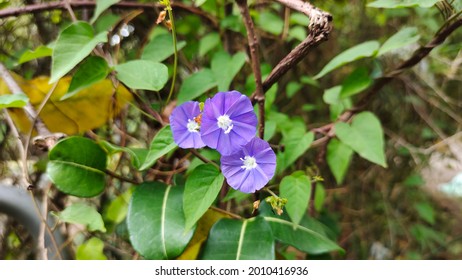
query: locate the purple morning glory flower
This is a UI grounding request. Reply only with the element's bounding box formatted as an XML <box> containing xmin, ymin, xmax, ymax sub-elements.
<box><xmin>221</xmin><ymin>137</ymin><xmax>276</xmax><ymax>193</ymax></box>
<box><xmin>169</xmin><ymin>101</ymin><xmax>205</xmax><ymax>149</ymax></box>
<box><xmin>200</xmin><ymin>91</ymin><xmax>258</xmax><ymax>155</ymax></box>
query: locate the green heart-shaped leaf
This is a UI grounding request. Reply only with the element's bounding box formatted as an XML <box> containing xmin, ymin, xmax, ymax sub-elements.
<box><xmin>335</xmin><ymin>111</ymin><xmax>387</xmax><ymax>167</ymax></box>
<box><xmin>115</xmin><ymin>60</ymin><xmax>168</xmax><ymax>91</ymax></box>
<box><xmin>279</xmin><ymin>171</ymin><xmax>312</xmax><ymax>226</ymax></box>
<box><xmin>50</xmin><ymin>22</ymin><xmax>107</xmax><ymax>84</ymax></box>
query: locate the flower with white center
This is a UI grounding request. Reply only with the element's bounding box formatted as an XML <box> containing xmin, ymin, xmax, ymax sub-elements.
<box><xmin>169</xmin><ymin>101</ymin><xmax>205</xmax><ymax>149</ymax></box>
<box><xmin>200</xmin><ymin>91</ymin><xmax>257</xmax><ymax>155</ymax></box>
<box><xmin>221</xmin><ymin>137</ymin><xmax>276</xmax><ymax>193</ymax></box>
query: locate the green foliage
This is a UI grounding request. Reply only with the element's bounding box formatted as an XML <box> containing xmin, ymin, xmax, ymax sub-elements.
<box><xmin>211</xmin><ymin>51</ymin><xmax>246</xmax><ymax>92</ymax></box>
<box><xmin>256</xmin><ymin>11</ymin><xmax>284</xmax><ymax>35</ymax></box>
<box><xmin>142</xmin><ymin>33</ymin><xmax>187</xmax><ymax>62</ymax></box>
<box><xmin>368</xmin><ymin>0</ymin><xmax>440</xmax><ymax>8</ymax></box>
<box><xmin>63</xmin><ymin>56</ymin><xmax>109</xmax><ymax>100</ymax></box>
<box><xmin>50</xmin><ymin>21</ymin><xmax>108</xmax><ymax>83</ymax></box>
<box><xmin>18</xmin><ymin>45</ymin><xmax>52</xmax><ymax>64</ymax></box>
<box><xmin>56</xmin><ymin>203</ymin><xmax>106</xmax><ymax>232</ymax></box>
<box><xmin>259</xmin><ymin>202</ymin><xmax>343</xmax><ymax>254</ymax></box>
<box><xmin>114</xmin><ymin>60</ymin><xmax>168</xmax><ymax>91</ymax></box>
<box><xmin>279</xmin><ymin>171</ymin><xmax>312</xmax><ymax>226</ymax></box>
<box><xmin>127</xmin><ymin>182</ymin><xmax>194</xmax><ymax>260</ymax></box>
<box><xmin>378</xmin><ymin>27</ymin><xmax>420</xmax><ymax>56</ymax></box>
<box><xmin>201</xmin><ymin>217</ymin><xmax>274</xmax><ymax>260</ymax></box>
<box><xmin>47</xmin><ymin>137</ymin><xmax>107</xmax><ymax>197</ymax></box>
<box><xmin>177</xmin><ymin>69</ymin><xmax>217</xmax><ymax>104</ymax></box>
<box><xmin>90</xmin><ymin>0</ymin><xmax>121</xmax><ymax>24</ymax></box>
<box><xmin>335</xmin><ymin>112</ymin><xmax>387</xmax><ymax>167</ymax></box>
<box><xmin>340</xmin><ymin>67</ymin><xmax>372</xmax><ymax>98</ymax></box>
<box><xmin>276</xmin><ymin>121</ymin><xmax>314</xmax><ymax>173</ymax></box>
<box><xmin>327</xmin><ymin>138</ymin><xmax>354</xmax><ymax>184</ymax></box>
<box><xmin>314</xmin><ymin>41</ymin><xmax>380</xmax><ymax>79</ymax></box>
<box><xmin>138</xmin><ymin>125</ymin><xmax>176</xmax><ymax>171</ymax></box>
<box><xmin>2</xmin><ymin>0</ymin><xmax>460</xmax><ymax>261</ymax></box>
<box><xmin>76</xmin><ymin>237</ymin><xmax>107</xmax><ymax>260</ymax></box>
<box><xmin>183</xmin><ymin>164</ymin><xmax>224</xmax><ymax>232</ymax></box>
<box><xmin>0</xmin><ymin>93</ymin><xmax>28</xmax><ymax>109</ymax></box>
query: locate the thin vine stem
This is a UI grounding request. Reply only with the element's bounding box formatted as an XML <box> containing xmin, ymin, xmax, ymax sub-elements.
<box><xmin>165</xmin><ymin>4</ymin><xmax>178</xmax><ymax>107</ymax></box>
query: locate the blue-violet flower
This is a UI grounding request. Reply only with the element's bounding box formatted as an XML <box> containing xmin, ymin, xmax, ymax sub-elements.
<box><xmin>221</xmin><ymin>137</ymin><xmax>276</xmax><ymax>193</ymax></box>
<box><xmin>169</xmin><ymin>101</ymin><xmax>205</xmax><ymax>149</ymax></box>
<box><xmin>200</xmin><ymin>91</ymin><xmax>257</xmax><ymax>155</ymax></box>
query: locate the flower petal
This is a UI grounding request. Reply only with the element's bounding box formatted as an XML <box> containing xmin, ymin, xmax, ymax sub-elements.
<box><xmin>221</xmin><ymin>137</ymin><xmax>276</xmax><ymax>193</ymax></box>
<box><xmin>201</xmin><ymin>91</ymin><xmax>257</xmax><ymax>155</ymax></box>
<box><xmin>170</xmin><ymin>101</ymin><xmax>205</xmax><ymax>149</ymax></box>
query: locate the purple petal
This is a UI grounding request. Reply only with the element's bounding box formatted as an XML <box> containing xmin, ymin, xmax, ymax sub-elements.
<box><xmin>221</xmin><ymin>137</ymin><xmax>276</xmax><ymax>193</ymax></box>
<box><xmin>169</xmin><ymin>101</ymin><xmax>205</xmax><ymax>149</ymax></box>
<box><xmin>201</xmin><ymin>91</ymin><xmax>257</xmax><ymax>155</ymax></box>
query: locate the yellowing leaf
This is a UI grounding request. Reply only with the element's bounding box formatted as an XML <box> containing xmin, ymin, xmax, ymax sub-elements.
<box><xmin>0</xmin><ymin>73</ymin><xmax>132</xmax><ymax>135</ymax></box>
<box><xmin>176</xmin><ymin>208</ymin><xmax>232</xmax><ymax>260</ymax></box>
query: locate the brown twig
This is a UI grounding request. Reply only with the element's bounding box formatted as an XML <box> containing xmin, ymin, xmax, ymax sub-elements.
<box><xmin>250</xmin><ymin>0</ymin><xmax>333</xmax><ymax>100</ymax></box>
<box><xmin>0</xmin><ymin>1</ymin><xmax>219</xmax><ymax>27</ymax></box>
<box><xmin>105</xmin><ymin>169</ymin><xmax>141</xmax><ymax>185</ymax></box>
<box><xmin>236</xmin><ymin>0</ymin><xmax>265</xmax><ymax>139</ymax></box>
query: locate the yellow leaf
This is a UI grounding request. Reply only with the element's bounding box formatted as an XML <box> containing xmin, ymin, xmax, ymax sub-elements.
<box><xmin>0</xmin><ymin>73</ymin><xmax>132</xmax><ymax>135</ymax></box>
<box><xmin>177</xmin><ymin>208</ymin><xmax>233</xmax><ymax>260</ymax></box>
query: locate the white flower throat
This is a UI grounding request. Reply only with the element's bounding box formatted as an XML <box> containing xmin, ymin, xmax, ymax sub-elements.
<box><xmin>241</xmin><ymin>156</ymin><xmax>257</xmax><ymax>170</ymax></box>
<box><xmin>217</xmin><ymin>115</ymin><xmax>233</xmax><ymax>134</ymax></box>
<box><xmin>187</xmin><ymin>119</ymin><xmax>200</xmax><ymax>133</ymax></box>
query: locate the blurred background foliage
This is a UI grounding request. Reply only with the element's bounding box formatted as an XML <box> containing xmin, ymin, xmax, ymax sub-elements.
<box><xmin>1</xmin><ymin>0</ymin><xmax>462</xmax><ymax>259</ymax></box>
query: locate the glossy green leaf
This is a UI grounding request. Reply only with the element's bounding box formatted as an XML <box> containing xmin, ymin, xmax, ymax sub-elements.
<box><xmin>279</xmin><ymin>171</ymin><xmax>312</xmax><ymax>226</ymax></box>
<box><xmin>314</xmin><ymin>41</ymin><xmax>380</xmax><ymax>79</ymax></box>
<box><xmin>90</xmin><ymin>0</ymin><xmax>121</xmax><ymax>24</ymax></box>
<box><xmin>327</xmin><ymin>138</ymin><xmax>354</xmax><ymax>184</ymax></box>
<box><xmin>335</xmin><ymin>111</ymin><xmax>387</xmax><ymax>167</ymax></box>
<box><xmin>115</xmin><ymin>60</ymin><xmax>168</xmax><ymax>91</ymax></box>
<box><xmin>199</xmin><ymin>32</ymin><xmax>220</xmax><ymax>56</ymax></box>
<box><xmin>257</xmin><ymin>11</ymin><xmax>284</xmax><ymax>35</ymax></box>
<box><xmin>50</xmin><ymin>21</ymin><xmax>108</xmax><ymax>84</ymax></box>
<box><xmin>139</xmin><ymin>125</ymin><xmax>176</xmax><ymax>171</ymax></box>
<box><xmin>201</xmin><ymin>217</ymin><xmax>274</xmax><ymax>260</ymax></box>
<box><xmin>184</xmin><ymin>164</ymin><xmax>224</xmax><ymax>232</ymax></box>
<box><xmin>18</xmin><ymin>45</ymin><xmax>52</xmax><ymax>64</ymax></box>
<box><xmin>211</xmin><ymin>51</ymin><xmax>247</xmax><ymax>92</ymax></box>
<box><xmin>177</xmin><ymin>69</ymin><xmax>217</xmax><ymax>104</ymax></box>
<box><xmin>277</xmin><ymin>122</ymin><xmax>314</xmax><ymax>173</ymax></box>
<box><xmin>340</xmin><ymin>67</ymin><xmax>372</xmax><ymax>98</ymax></box>
<box><xmin>378</xmin><ymin>27</ymin><xmax>420</xmax><ymax>56</ymax></box>
<box><xmin>62</xmin><ymin>56</ymin><xmax>109</xmax><ymax>100</ymax></box>
<box><xmin>0</xmin><ymin>93</ymin><xmax>29</xmax><ymax>109</ymax></box>
<box><xmin>76</xmin><ymin>237</ymin><xmax>107</xmax><ymax>260</ymax></box>
<box><xmin>57</xmin><ymin>203</ymin><xmax>106</xmax><ymax>232</ymax></box>
<box><xmin>47</xmin><ymin>136</ymin><xmax>107</xmax><ymax>197</ymax></box>
<box><xmin>127</xmin><ymin>182</ymin><xmax>194</xmax><ymax>259</ymax></box>
<box><xmin>259</xmin><ymin>202</ymin><xmax>343</xmax><ymax>254</ymax></box>
<box><xmin>141</xmin><ymin>34</ymin><xmax>186</xmax><ymax>62</ymax></box>
<box><xmin>368</xmin><ymin>0</ymin><xmax>440</xmax><ymax>8</ymax></box>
